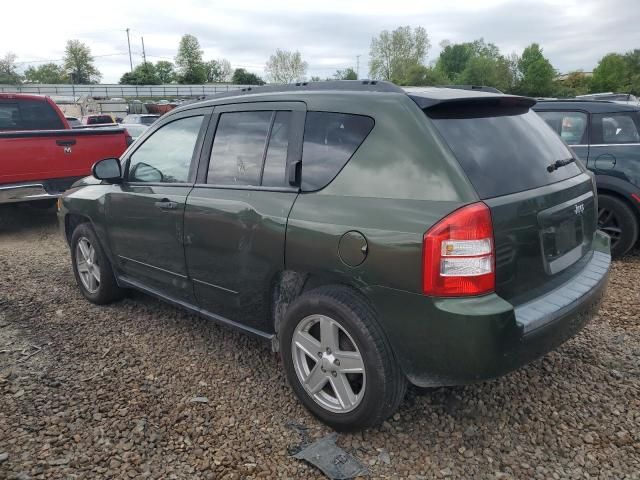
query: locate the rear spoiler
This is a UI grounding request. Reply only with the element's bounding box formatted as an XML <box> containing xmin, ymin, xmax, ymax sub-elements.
<box><xmin>408</xmin><ymin>93</ymin><xmax>536</xmax><ymax>111</ymax></box>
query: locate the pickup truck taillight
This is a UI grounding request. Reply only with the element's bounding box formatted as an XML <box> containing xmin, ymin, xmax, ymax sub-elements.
<box><xmin>124</xmin><ymin>130</ymin><xmax>133</xmax><ymax>146</ymax></box>
<box><xmin>422</xmin><ymin>202</ymin><xmax>495</xmax><ymax>297</ymax></box>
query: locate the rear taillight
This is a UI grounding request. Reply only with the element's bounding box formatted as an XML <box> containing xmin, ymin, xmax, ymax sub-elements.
<box><xmin>422</xmin><ymin>202</ymin><xmax>495</xmax><ymax>297</ymax></box>
<box><xmin>124</xmin><ymin>130</ymin><xmax>133</xmax><ymax>146</ymax></box>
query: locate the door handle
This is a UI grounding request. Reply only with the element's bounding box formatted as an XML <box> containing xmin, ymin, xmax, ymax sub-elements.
<box><xmin>154</xmin><ymin>199</ymin><xmax>178</xmax><ymax>210</ymax></box>
<box><xmin>56</xmin><ymin>139</ymin><xmax>76</xmax><ymax>146</ymax></box>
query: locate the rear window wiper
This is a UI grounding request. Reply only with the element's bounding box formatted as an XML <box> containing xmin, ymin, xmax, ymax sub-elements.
<box><xmin>547</xmin><ymin>158</ymin><xmax>575</xmax><ymax>172</ymax></box>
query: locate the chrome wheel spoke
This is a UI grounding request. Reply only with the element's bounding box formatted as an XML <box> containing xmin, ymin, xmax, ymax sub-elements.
<box><xmin>75</xmin><ymin>237</ymin><xmax>100</xmax><ymax>294</ymax></box>
<box><xmin>292</xmin><ymin>330</ymin><xmax>321</xmax><ymax>359</ymax></box>
<box><xmin>78</xmin><ymin>240</ymin><xmax>91</xmax><ymax>261</ymax></box>
<box><xmin>329</xmin><ymin>373</ymin><xmax>357</xmax><ymax>410</ymax></box>
<box><xmin>304</xmin><ymin>363</ymin><xmax>328</xmax><ymax>394</ymax></box>
<box><xmin>319</xmin><ymin>317</ymin><xmax>340</xmax><ymax>352</ymax></box>
<box><xmin>334</xmin><ymin>350</ymin><xmax>365</xmax><ymax>374</ymax></box>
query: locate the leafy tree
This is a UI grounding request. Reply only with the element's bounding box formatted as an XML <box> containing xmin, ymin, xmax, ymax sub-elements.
<box><xmin>205</xmin><ymin>59</ymin><xmax>232</xmax><ymax>83</ymax></box>
<box><xmin>310</xmin><ymin>75</ymin><xmax>322</xmax><ymax>82</ymax></box>
<box><xmin>24</xmin><ymin>63</ymin><xmax>67</xmax><ymax>84</ymax></box>
<box><xmin>436</xmin><ymin>43</ymin><xmax>474</xmax><ymax>81</ymax></box>
<box><xmin>0</xmin><ymin>53</ymin><xmax>22</xmax><ymax>84</ymax></box>
<box><xmin>231</xmin><ymin>68</ymin><xmax>265</xmax><ymax>85</ymax></box>
<box><xmin>63</xmin><ymin>40</ymin><xmax>101</xmax><ymax>84</ymax></box>
<box><xmin>553</xmin><ymin>70</ymin><xmax>592</xmax><ymax>97</ymax></box>
<box><xmin>265</xmin><ymin>49</ymin><xmax>308</xmax><ymax>83</ymax></box>
<box><xmin>155</xmin><ymin>61</ymin><xmax>176</xmax><ymax>83</ymax></box>
<box><xmin>119</xmin><ymin>62</ymin><xmax>160</xmax><ymax>85</ymax></box>
<box><xmin>334</xmin><ymin>68</ymin><xmax>358</xmax><ymax>80</ymax></box>
<box><xmin>516</xmin><ymin>43</ymin><xmax>555</xmax><ymax>96</ymax></box>
<box><xmin>591</xmin><ymin>53</ymin><xmax>629</xmax><ymax>92</ymax></box>
<box><xmin>175</xmin><ymin>34</ymin><xmax>207</xmax><ymax>84</ymax></box>
<box><xmin>459</xmin><ymin>55</ymin><xmax>514</xmax><ymax>92</ymax></box>
<box><xmin>369</xmin><ymin>26</ymin><xmax>430</xmax><ymax>83</ymax></box>
<box><xmin>399</xmin><ymin>64</ymin><xmax>448</xmax><ymax>86</ymax></box>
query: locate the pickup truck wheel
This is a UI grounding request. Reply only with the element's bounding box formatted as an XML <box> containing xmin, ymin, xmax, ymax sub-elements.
<box><xmin>280</xmin><ymin>286</ymin><xmax>406</xmax><ymax>431</ymax></box>
<box><xmin>598</xmin><ymin>194</ymin><xmax>638</xmax><ymax>258</ymax></box>
<box><xmin>71</xmin><ymin>223</ymin><xmax>124</xmax><ymax>304</ymax></box>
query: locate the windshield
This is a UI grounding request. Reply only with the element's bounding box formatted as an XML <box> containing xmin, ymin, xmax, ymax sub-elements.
<box><xmin>429</xmin><ymin>108</ymin><xmax>582</xmax><ymax>199</ymax></box>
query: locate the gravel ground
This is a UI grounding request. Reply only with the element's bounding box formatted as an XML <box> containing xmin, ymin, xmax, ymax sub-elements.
<box><xmin>1</xmin><ymin>204</ymin><xmax>639</xmax><ymax>480</ymax></box>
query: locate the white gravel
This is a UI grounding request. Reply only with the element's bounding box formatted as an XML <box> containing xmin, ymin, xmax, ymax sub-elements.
<box><xmin>1</xmin><ymin>203</ymin><xmax>639</xmax><ymax>479</ymax></box>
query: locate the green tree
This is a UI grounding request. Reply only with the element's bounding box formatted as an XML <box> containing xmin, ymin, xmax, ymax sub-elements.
<box><xmin>231</xmin><ymin>68</ymin><xmax>265</xmax><ymax>85</ymax></box>
<box><xmin>369</xmin><ymin>26</ymin><xmax>430</xmax><ymax>83</ymax></box>
<box><xmin>334</xmin><ymin>67</ymin><xmax>358</xmax><ymax>80</ymax></box>
<box><xmin>399</xmin><ymin>64</ymin><xmax>448</xmax><ymax>86</ymax></box>
<box><xmin>591</xmin><ymin>53</ymin><xmax>629</xmax><ymax>92</ymax></box>
<box><xmin>516</xmin><ymin>43</ymin><xmax>555</xmax><ymax>96</ymax></box>
<box><xmin>205</xmin><ymin>59</ymin><xmax>232</xmax><ymax>83</ymax></box>
<box><xmin>63</xmin><ymin>40</ymin><xmax>101</xmax><ymax>84</ymax></box>
<box><xmin>310</xmin><ymin>75</ymin><xmax>322</xmax><ymax>82</ymax></box>
<box><xmin>24</xmin><ymin>63</ymin><xmax>67</xmax><ymax>84</ymax></box>
<box><xmin>155</xmin><ymin>61</ymin><xmax>176</xmax><ymax>83</ymax></box>
<box><xmin>553</xmin><ymin>70</ymin><xmax>592</xmax><ymax>97</ymax></box>
<box><xmin>459</xmin><ymin>56</ymin><xmax>513</xmax><ymax>92</ymax></box>
<box><xmin>0</xmin><ymin>53</ymin><xmax>22</xmax><ymax>84</ymax></box>
<box><xmin>265</xmin><ymin>49</ymin><xmax>308</xmax><ymax>83</ymax></box>
<box><xmin>175</xmin><ymin>34</ymin><xmax>207</xmax><ymax>84</ymax></box>
<box><xmin>119</xmin><ymin>62</ymin><xmax>160</xmax><ymax>85</ymax></box>
<box><xmin>436</xmin><ymin>43</ymin><xmax>474</xmax><ymax>81</ymax></box>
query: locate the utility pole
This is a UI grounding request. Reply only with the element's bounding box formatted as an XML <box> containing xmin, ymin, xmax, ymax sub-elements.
<box><xmin>126</xmin><ymin>28</ymin><xmax>133</xmax><ymax>72</ymax></box>
<box><xmin>141</xmin><ymin>37</ymin><xmax>147</xmax><ymax>66</ymax></box>
<box><xmin>356</xmin><ymin>55</ymin><xmax>361</xmax><ymax>79</ymax></box>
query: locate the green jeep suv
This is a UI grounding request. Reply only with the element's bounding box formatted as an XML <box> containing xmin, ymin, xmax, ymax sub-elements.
<box><xmin>59</xmin><ymin>81</ymin><xmax>610</xmax><ymax>430</ymax></box>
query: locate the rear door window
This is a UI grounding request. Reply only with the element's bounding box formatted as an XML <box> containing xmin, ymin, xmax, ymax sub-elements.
<box><xmin>208</xmin><ymin>111</ymin><xmax>273</xmax><ymax>186</ymax></box>
<box><xmin>301</xmin><ymin>112</ymin><xmax>374</xmax><ymax>191</ymax></box>
<box><xmin>592</xmin><ymin>112</ymin><xmax>640</xmax><ymax>144</ymax></box>
<box><xmin>536</xmin><ymin>111</ymin><xmax>588</xmax><ymax>145</ymax></box>
<box><xmin>429</xmin><ymin>108</ymin><xmax>582</xmax><ymax>199</ymax></box>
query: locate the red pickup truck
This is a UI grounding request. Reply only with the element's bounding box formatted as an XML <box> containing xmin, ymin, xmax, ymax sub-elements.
<box><xmin>0</xmin><ymin>93</ymin><xmax>131</xmax><ymax>205</ymax></box>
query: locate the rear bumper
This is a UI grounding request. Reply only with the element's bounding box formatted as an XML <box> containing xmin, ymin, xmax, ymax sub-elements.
<box><xmin>0</xmin><ymin>178</ymin><xmax>80</xmax><ymax>204</ymax></box>
<box><xmin>368</xmin><ymin>231</ymin><xmax>611</xmax><ymax>387</ymax></box>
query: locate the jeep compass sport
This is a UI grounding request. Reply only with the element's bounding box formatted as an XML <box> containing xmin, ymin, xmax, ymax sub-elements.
<box><xmin>59</xmin><ymin>81</ymin><xmax>610</xmax><ymax>430</ymax></box>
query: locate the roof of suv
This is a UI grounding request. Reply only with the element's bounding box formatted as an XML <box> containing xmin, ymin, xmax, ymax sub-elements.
<box><xmin>533</xmin><ymin>100</ymin><xmax>640</xmax><ymax>113</ymax></box>
<box><xmin>179</xmin><ymin>80</ymin><xmax>534</xmax><ymax>111</ymax></box>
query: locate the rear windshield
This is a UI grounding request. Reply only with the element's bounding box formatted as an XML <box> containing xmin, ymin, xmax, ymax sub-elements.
<box><xmin>429</xmin><ymin>107</ymin><xmax>582</xmax><ymax>199</ymax></box>
<box><xmin>0</xmin><ymin>100</ymin><xmax>65</xmax><ymax>131</ymax></box>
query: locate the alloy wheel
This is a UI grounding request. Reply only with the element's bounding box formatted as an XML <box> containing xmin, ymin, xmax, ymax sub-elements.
<box><xmin>291</xmin><ymin>314</ymin><xmax>366</xmax><ymax>413</ymax></box>
<box><xmin>75</xmin><ymin>237</ymin><xmax>101</xmax><ymax>294</ymax></box>
<box><xmin>598</xmin><ymin>207</ymin><xmax>622</xmax><ymax>249</ymax></box>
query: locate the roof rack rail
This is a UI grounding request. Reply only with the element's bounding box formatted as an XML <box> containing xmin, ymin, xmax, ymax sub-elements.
<box><xmin>204</xmin><ymin>80</ymin><xmax>405</xmax><ymax>100</ymax></box>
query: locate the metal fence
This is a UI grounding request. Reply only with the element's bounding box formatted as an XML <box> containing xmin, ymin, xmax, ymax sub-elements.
<box><xmin>0</xmin><ymin>83</ymin><xmax>249</xmax><ymax>98</ymax></box>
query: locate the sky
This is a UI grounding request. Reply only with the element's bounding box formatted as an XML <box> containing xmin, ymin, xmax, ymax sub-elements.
<box><xmin>2</xmin><ymin>0</ymin><xmax>638</xmax><ymax>83</ymax></box>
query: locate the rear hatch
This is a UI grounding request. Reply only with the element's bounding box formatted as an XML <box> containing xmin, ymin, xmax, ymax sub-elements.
<box><xmin>422</xmin><ymin>95</ymin><xmax>597</xmax><ymax>306</ymax></box>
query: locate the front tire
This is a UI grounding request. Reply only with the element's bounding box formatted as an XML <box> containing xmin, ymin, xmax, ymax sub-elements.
<box><xmin>280</xmin><ymin>286</ymin><xmax>406</xmax><ymax>431</ymax></box>
<box><xmin>598</xmin><ymin>194</ymin><xmax>638</xmax><ymax>258</ymax></box>
<box><xmin>70</xmin><ymin>223</ymin><xmax>124</xmax><ymax>304</ymax></box>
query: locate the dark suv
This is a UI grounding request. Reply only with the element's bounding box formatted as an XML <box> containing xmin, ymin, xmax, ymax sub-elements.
<box><xmin>534</xmin><ymin>100</ymin><xmax>640</xmax><ymax>256</ymax></box>
<box><xmin>59</xmin><ymin>81</ymin><xmax>610</xmax><ymax>430</ymax></box>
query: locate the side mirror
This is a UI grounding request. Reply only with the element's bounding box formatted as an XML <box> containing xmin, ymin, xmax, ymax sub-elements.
<box><xmin>92</xmin><ymin>158</ymin><xmax>122</xmax><ymax>183</ymax></box>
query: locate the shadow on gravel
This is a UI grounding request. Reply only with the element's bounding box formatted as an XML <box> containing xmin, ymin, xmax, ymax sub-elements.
<box><xmin>0</xmin><ymin>203</ymin><xmax>58</xmax><ymax>236</ymax></box>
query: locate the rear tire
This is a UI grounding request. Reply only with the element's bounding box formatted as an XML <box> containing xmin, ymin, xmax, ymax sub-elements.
<box><xmin>70</xmin><ymin>223</ymin><xmax>124</xmax><ymax>304</ymax></box>
<box><xmin>598</xmin><ymin>194</ymin><xmax>638</xmax><ymax>258</ymax></box>
<box><xmin>280</xmin><ymin>285</ymin><xmax>406</xmax><ymax>431</ymax></box>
